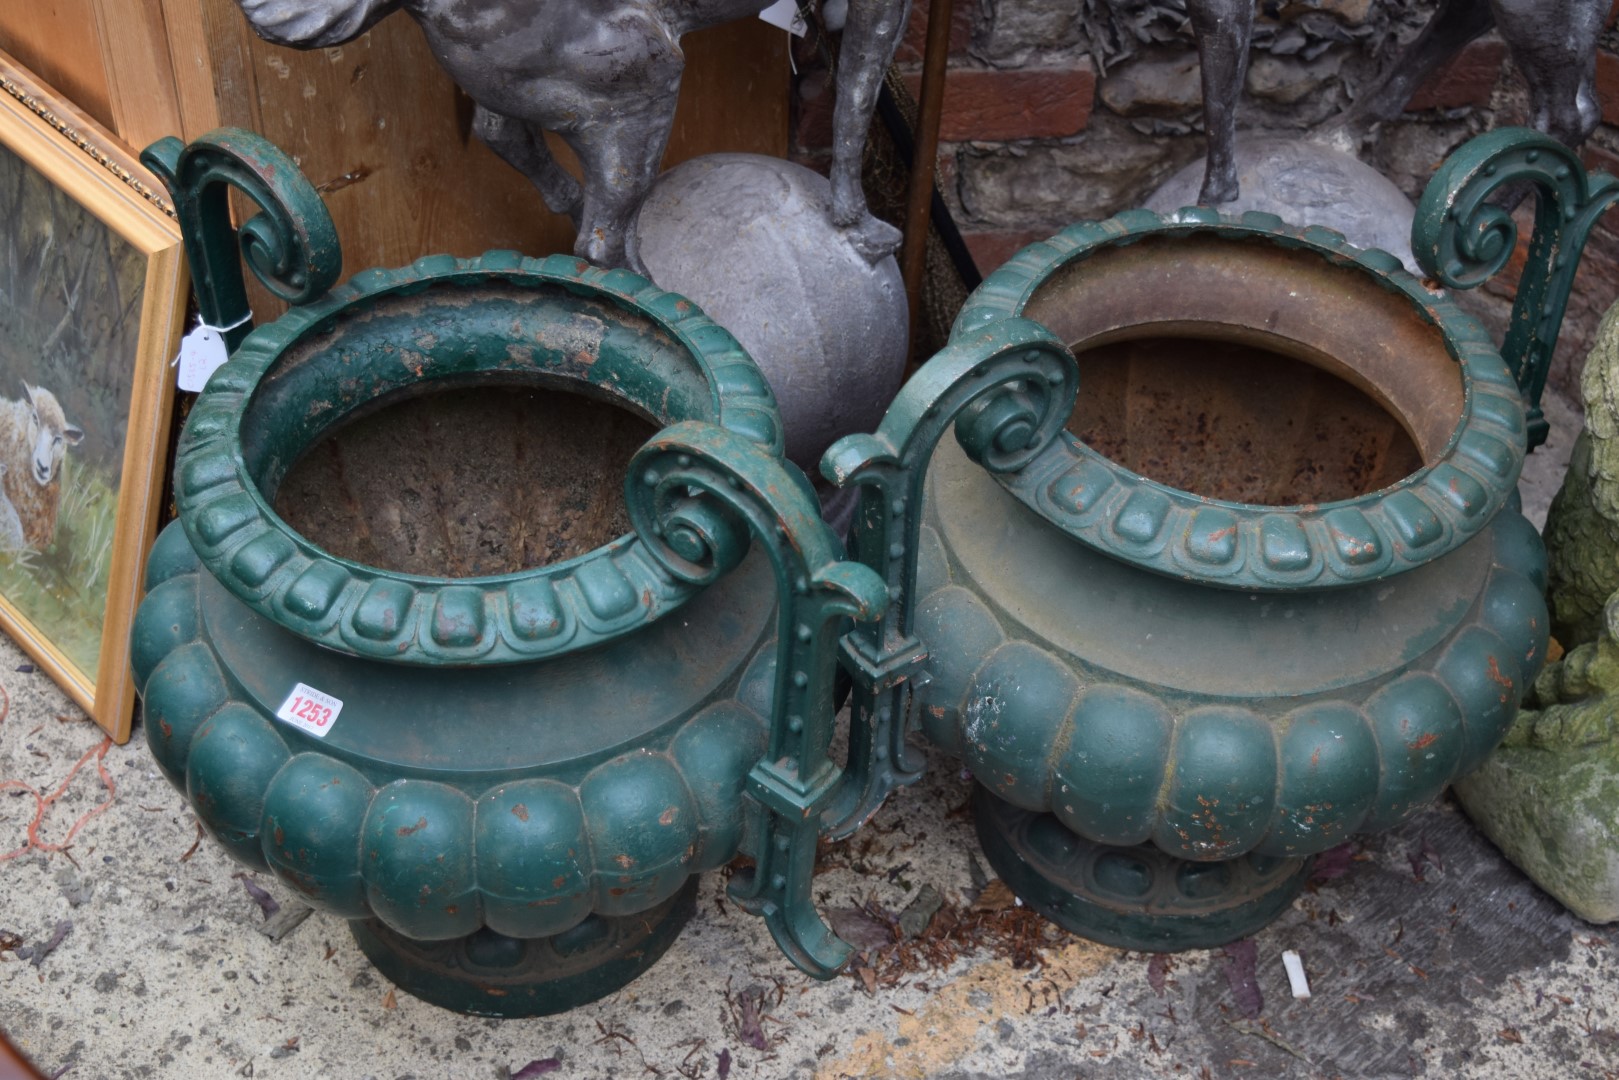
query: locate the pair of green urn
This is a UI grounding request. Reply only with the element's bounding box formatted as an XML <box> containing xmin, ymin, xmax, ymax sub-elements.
<box><xmin>129</xmin><ymin>127</ymin><xmax>1616</xmax><ymax>1015</ymax></box>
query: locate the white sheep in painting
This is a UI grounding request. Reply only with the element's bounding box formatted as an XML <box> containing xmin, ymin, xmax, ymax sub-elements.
<box><xmin>0</xmin><ymin>385</ymin><xmax>83</xmax><ymax>550</ymax></box>
<box><xmin>0</xmin><ymin>466</ymin><xmax>27</xmax><ymax>554</ymax></box>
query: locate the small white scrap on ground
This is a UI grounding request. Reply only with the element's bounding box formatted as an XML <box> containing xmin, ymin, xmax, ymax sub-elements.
<box><xmin>1283</xmin><ymin>949</ymin><xmax>1311</xmax><ymax>1000</ymax></box>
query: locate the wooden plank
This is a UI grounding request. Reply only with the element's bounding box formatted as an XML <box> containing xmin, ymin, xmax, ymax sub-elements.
<box><xmin>674</xmin><ymin>18</ymin><xmax>791</xmax><ymax>161</ymax></box>
<box><xmin>197</xmin><ymin>0</ymin><xmax>264</xmax><ymax>135</ymax></box>
<box><xmin>157</xmin><ymin>0</ymin><xmax>226</xmax><ymax>139</ymax></box>
<box><xmin>90</xmin><ymin>0</ymin><xmax>184</xmax><ymax>150</ymax></box>
<box><xmin>0</xmin><ymin>0</ymin><xmax>115</xmax><ymax>131</ymax></box>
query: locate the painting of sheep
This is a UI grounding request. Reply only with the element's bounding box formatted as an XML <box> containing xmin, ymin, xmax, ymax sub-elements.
<box><xmin>0</xmin><ymin>385</ymin><xmax>84</xmax><ymax>550</ymax></box>
<box><xmin>0</xmin><ymin>124</ymin><xmax>160</xmax><ymax>690</ymax></box>
<box><xmin>0</xmin><ymin>58</ymin><xmax>186</xmax><ymax>741</ymax></box>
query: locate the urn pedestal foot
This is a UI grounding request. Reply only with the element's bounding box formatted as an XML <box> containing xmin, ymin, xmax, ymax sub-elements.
<box><xmin>350</xmin><ymin>879</ymin><xmax>699</xmax><ymax>1017</ymax></box>
<box><xmin>973</xmin><ymin>790</ymin><xmax>1311</xmax><ymax>951</ymax></box>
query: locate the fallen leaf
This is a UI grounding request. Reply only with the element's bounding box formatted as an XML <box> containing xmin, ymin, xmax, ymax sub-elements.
<box><xmin>828</xmin><ymin>907</ymin><xmax>893</xmax><ymax>951</ymax></box>
<box><xmin>180</xmin><ymin>821</ymin><xmax>203</xmax><ymax>862</ymax></box>
<box><xmin>234</xmin><ymin>874</ymin><xmax>280</xmax><ymax>921</ymax></box>
<box><xmin>1222</xmin><ymin>939</ymin><xmax>1262</xmax><ymax>1019</ymax></box>
<box><xmin>856</xmin><ymin>965</ymin><xmax>877</xmax><ymax>995</ymax></box>
<box><xmin>1309</xmin><ymin>843</ymin><xmax>1355</xmax><ymax>883</ymax></box>
<box><xmin>512</xmin><ymin>1059</ymin><xmax>561</xmax><ymax>1078</ymax></box>
<box><xmin>1498</xmin><ymin>1028</ymin><xmax>1523</xmax><ymax>1044</ymax></box>
<box><xmin>716</xmin><ymin>1048</ymin><xmax>732</xmax><ymax>1080</ymax></box>
<box><xmin>1147</xmin><ymin>954</ymin><xmax>1171</xmax><ymax>996</ymax></box>
<box><xmin>737</xmin><ymin>987</ymin><xmax>768</xmax><ymax>1050</ymax></box>
<box><xmin>30</xmin><ymin>921</ymin><xmax>71</xmax><ymax>969</ymax></box>
<box><xmin>381</xmin><ymin>988</ymin><xmax>397</xmax><ymax>1010</ymax></box>
<box><xmin>897</xmin><ymin>884</ymin><xmax>944</xmax><ymax>940</ymax></box>
<box><xmin>971</xmin><ymin>880</ymin><xmax>1017</xmax><ymax>913</ymax></box>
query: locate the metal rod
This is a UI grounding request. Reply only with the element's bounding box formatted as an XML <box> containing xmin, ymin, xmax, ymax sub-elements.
<box><xmin>901</xmin><ymin>0</ymin><xmax>955</xmax><ymax>356</ymax></box>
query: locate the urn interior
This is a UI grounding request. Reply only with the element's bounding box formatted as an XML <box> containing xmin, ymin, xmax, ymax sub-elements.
<box><xmin>271</xmin><ymin>381</ymin><xmax>654</xmax><ymax>577</ymax></box>
<box><xmin>1026</xmin><ymin>234</ymin><xmax>1464</xmax><ymax>506</ymax></box>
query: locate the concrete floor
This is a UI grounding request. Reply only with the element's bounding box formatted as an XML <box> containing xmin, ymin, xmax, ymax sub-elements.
<box><xmin>1</xmin><ymin>392</ymin><xmax>1614</xmax><ymax>1080</ymax></box>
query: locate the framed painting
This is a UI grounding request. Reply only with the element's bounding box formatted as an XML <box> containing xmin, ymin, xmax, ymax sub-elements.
<box><xmin>0</xmin><ymin>53</ymin><xmax>186</xmax><ymax>742</ymax></box>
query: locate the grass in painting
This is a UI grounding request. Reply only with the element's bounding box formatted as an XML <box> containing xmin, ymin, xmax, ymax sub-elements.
<box><xmin>0</xmin><ymin>454</ymin><xmax>117</xmax><ymax>676</ymax></box>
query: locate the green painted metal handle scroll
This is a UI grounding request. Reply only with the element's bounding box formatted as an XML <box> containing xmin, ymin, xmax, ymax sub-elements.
<box><xmin>1414</xmin><ymin>126</ymin><xmax>1619</xmax><ymax>451</ymax></box>
<box><xmin>625</xmin><ymin>422</ymin><xmax>889</xmax><ymax>978</ymax></box>
<box><xmin>141</xmin><ymin>128</ymin><xmax>342</xmax><ymax>354</ymax></box>
<box><xmin>819</xmin><ymin>318</ymin><xmax>1079</xmax><ymax>837</ymax></box>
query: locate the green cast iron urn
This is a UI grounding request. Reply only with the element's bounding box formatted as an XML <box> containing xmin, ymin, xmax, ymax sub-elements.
<box><xmin>825</xmin><ymin>129</ymin><xmax>1619</xmax><ymax>951</ymax></box>
<box><xmin>128</xmin><ymin>131</ymin><xmax>891</xmax><ymax>1015</ymax></box>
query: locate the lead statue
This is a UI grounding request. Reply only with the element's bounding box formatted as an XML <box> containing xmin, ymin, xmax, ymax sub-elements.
<box><xmin>236</xmin><ymin>0</ymin><xmax>908</xmax><ymax>269</ymax></box>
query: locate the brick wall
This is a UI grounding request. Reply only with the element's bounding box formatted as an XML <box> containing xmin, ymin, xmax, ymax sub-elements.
<box><xmin>789</xmin><ymin>0</ymin><xmax>1619</xmax><ymax>404</ymax></box>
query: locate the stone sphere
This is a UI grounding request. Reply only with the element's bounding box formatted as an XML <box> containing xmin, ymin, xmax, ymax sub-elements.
<box><xmin>1146</xmin><ymin>136</ymin><xmax>1419</xmax><ymax>273</ymax></box>
<box><xmin>627</xmin><ymin>154</ymin><xmax>908</xmax><ymax>472</ymax></box>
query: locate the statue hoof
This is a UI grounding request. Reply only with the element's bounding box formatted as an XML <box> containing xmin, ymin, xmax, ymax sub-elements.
<box><xmin>840</xmin><ymin>215</ymin><xmax>903</xmax><ymax>265</ymax></box>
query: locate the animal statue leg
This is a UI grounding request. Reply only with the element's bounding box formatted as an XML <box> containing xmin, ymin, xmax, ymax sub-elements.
<box><xmin>1338</xmin><ymin>0</ymin><xmax>1493</xmax><ymax>133</ymax></box>
<box><xmin>1492</xmin><ymin>0</ymin><xmax>1604</xmax><ymax>148</ymax></box>
<box><xmin>472</xmin><ymin>104</ymin><xmax>584</xmax><ymax>225</ymax></box>
<box><xmin>1187</xmin><ymin>0</ymin><xmax>1255</xmax><ymax>205</ymax></box>
<box><xmin>829</xmin><ymin>0</ymin><xmax>909</xmax><ymax>262</ymax></box>
<box><xmin>567</xmin><ymin>95</ymin><xmax>682</xmax><ymax>271</ymax></box>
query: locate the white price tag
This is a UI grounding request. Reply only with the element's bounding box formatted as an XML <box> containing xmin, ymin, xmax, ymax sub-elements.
<box><xmin>758</xmin><ymin>0</ymin><xmax>807</xmax><ymax>36</ymax></box>
<box><xmin>275</xmin><ymin>682</ymin><xmax>344</xmax><ymax>738</ymax></box>
<box><xmin>174</xmin><ymin>324</ymin><xmax>231</xmax><ymax>392</ymax></box>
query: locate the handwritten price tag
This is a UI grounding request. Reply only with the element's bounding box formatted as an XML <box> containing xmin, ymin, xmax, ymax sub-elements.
<box><xmin>758</xmin><ymin>0</ymin><xmax>807</xmax><ymax>36</ymax></box>
<box><xmin>174</xmin><ymin>324</ymin><xmax>230</xmax><ymax>393</ymax></box>
<box><xmin>275</xmin><ymin>682</ymin><xmax>344</xmax><ymax>738</ymax></box>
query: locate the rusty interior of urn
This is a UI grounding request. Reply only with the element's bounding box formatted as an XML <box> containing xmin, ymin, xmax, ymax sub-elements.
<box><xmin>272</xmin><ymin>381</ymin><xmax>656</xmax><ymax>577</ymax></box>
<box><xmin>1023</xmin><ymin>235</ymin><xmax>1467</xmax><ymax>506</ymax></box>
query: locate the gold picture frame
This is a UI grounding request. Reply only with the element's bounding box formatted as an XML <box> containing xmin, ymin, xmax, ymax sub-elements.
<box><xmin>0</xmin><ymin>52</ymin><xmax>186</xmax><ymax>742</ymax></box>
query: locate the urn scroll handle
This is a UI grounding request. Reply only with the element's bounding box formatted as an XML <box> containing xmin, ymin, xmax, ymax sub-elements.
<box><xmin>1414</xmin><ymin>126</ymin><xmax>1619</xmax><ymax>451</ymax></box>
<box><xmin>141</xmin><ymin>128</ymin><xmax>343</xmax><ymax>354</ymax></box>
<box><xmin>625</xmin><ymin>422</ymin><xmax>891</xmax><ymax>979</ymax></box>
<box><xmin>818</xmin><ymin>318</ymin><xmax>1079</xmax><ymax>837</ymax></box>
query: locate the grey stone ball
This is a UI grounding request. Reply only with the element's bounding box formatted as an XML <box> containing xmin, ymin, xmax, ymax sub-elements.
<box><xmin>1146</xmin><ymin>136</ymin><xmax>1419</xmax><ymax>274</ymax></box>
<box><xmin>627</xmin><ymin>153</ymin><xmax>908</xmax><ymax>473</ymax></box>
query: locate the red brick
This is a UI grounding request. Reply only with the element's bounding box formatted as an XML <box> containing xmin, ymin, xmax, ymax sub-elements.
<box><xmin>1598</xmin><ymin>51</ymin><xmax>1619</xmax><ymax>126</ymax></box>
<box><xmin>1406</xmin><ymin>39</ymin><xmax>1507</xmax><ymax>112</ymax></box>
<box><xmin>963</xmin><ymin>228</ymin><xmax>1059</xmax><ymax>275</ymax></box>
<box><xmin>897</xmin><ymin>1</ymin><xmax>975</xmax><ymax>65</ymax></box>
<box><xmin>901</xmin><ymin>63</ymin><xmax>1095</xmax><ymax>143</ymax></box>
<box><xmin>1583</xmin><ymin>143</ymin><xmax>1619</xmax><ymax>179</ymax></box>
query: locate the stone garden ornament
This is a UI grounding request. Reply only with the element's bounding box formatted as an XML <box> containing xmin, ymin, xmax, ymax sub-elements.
<box><xmin>233</xmin><ymin>0</ymin><xmax>910</xmax><ymax>270</ymax></box>
<box><xmin>1454</xmin><ymin>298</ymin><xmax>1619</xmax><ymax>924</ymax></box>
